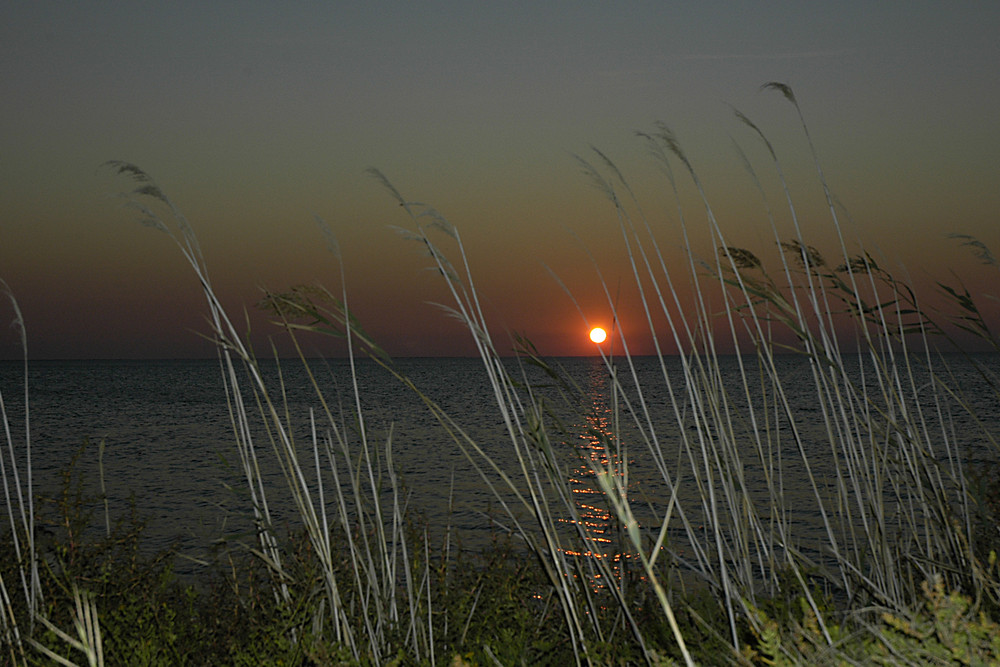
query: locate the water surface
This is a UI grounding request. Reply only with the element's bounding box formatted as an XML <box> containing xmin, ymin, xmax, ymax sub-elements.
<box><xmin>2</xmin><ymin>353</ymin><xmax>997</xmax><ymax>579</ymax></box>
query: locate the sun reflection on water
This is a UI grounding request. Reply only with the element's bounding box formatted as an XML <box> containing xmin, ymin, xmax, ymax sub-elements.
<box><xmin>558</xmin><ymin>360</ymin><xmax>636</xmax><ymax>589</ymax></box>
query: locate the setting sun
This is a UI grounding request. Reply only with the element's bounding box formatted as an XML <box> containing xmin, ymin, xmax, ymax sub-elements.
<box><xmin>589</xmin><ymin>327</ymin><xmax>607</xmax><ymax>344</ymax></box>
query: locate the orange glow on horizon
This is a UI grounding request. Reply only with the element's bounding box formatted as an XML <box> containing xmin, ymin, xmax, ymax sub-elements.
<box><xmin>589</xmin><ymin>327</ymin><xmax>607</xmax><ymax>344</ymax></box>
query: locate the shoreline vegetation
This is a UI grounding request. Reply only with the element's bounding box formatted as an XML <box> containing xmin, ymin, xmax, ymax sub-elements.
<box><xmin>4</xmin><ymin>83</ymin><xmax>1000</xmax><ymax>664</ymax></box>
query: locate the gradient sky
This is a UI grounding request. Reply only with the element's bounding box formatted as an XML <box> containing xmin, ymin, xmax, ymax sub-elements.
<box><xmin>2</xmin><ymin>2</ymin><xmax>998</xmax><ymax>359</ymax></box>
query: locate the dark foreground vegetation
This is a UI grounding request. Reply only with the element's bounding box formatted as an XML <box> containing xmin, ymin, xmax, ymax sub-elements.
<box><xmin>4</xmin><ymin>83</ymin><xmax>1000</xmax><ymax>664</ymax></box>
<box><xmin>4</xmin><ymin>443</ymin><xmax>997</xmax><ymax>666</ymax></box>
<box><xmin>4</xmin><ymin>441</ymin><xmax>1000</xmax><ymax>665</ymax></box>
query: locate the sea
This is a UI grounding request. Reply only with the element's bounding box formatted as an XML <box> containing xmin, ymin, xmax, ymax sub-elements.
<box><xmin>2</xmin><ymin>353</ymin><xmax>998</xmax><ymax>581</ymax></box>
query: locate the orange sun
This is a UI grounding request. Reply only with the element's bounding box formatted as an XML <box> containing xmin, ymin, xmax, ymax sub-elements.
<box><xmin>589</xmin><ymin>327</ymin><xmax>608</xmax><ymax>344</ymax></box>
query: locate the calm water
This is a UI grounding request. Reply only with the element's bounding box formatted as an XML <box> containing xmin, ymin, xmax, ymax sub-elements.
<box><xmin>2</xmin><ymin>354</ymin><xmax>998</xmax><ymax>578</ymax></box>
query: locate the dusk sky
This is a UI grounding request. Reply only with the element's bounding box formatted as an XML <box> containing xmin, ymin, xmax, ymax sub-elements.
<box><xmin>2</xmin><ymin>3</ymin><xmax>998</xmax><ymax>359</ymax></box>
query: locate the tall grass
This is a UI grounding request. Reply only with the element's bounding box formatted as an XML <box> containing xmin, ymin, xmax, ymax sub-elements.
<box><xmin>355</xmin><ymin>83</ymin><xmax>999</xmax><ymax>662</ymax></box>
<box><xmin>3</xmin><ymin>82</ymin><xmax>999</xmax><ymax>664</ymax></box>
<box><xmin>98</xmin><ymin>164</ymin><xmax>439</xmax><ymax>665</ymax></box>
<box><xmin>352</xmin><ymin>84</ymin><xmax>998</xmax><ymax>663</ymax></box>
<box><xmin>0</xmin><ymin>280</ymin><xmax>40</xmax><ymax>664</ymax></box>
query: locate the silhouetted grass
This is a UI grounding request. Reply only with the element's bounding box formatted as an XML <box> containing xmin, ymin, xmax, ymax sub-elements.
<box><xmin>3</xmin><ymin>82</ymin><xmax>1000</xmax><ymax>665</ymax></box>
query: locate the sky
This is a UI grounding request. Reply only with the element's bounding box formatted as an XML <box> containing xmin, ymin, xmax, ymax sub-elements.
<box><xmin>2</xmin><ymin>2</ymin><xmax>999</xmax><ymax>359</ymax></box>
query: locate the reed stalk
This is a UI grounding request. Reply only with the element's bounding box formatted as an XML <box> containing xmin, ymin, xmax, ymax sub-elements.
<box><xmin>0</xmin><ymin>281</ymin><xmax>39</xmax><ymax>661</ymax></box>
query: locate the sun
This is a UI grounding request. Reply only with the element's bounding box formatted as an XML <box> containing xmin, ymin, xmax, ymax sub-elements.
<box><xmin>589</xmin><ymin>327</ymin><xmax>607</xmax><ymax>344</ymax></box>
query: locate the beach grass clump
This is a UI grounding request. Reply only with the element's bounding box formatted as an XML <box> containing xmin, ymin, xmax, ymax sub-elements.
<box><xmin>3</xmin><ymin>81</ymin><xmax>1000</xmax><ymax>664</ymax></box>
<box><xmin>348</xmin><ymin>82</ymin><xmax>1000</xmax><ymax>662</ymax></box>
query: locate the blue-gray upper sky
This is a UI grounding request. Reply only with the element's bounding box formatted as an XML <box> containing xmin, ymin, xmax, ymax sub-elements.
<box><xmin>2</xmin><ymin>2</ymin><xmax>998</xmax><ymax>357</ymax></box>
